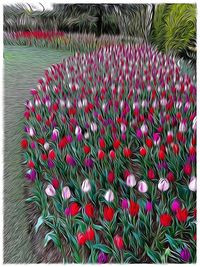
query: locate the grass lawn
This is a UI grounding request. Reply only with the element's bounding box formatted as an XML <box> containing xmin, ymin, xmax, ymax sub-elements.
<box><xmin>4</xmin><ymin>45</ymin><xmax>72</xmax><ymax>263</ymax></box>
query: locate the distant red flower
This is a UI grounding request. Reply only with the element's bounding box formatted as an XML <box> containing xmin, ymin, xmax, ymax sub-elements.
<box><xmin>129</xmin><ymin>200</ymin><xmax>139</xmax><ymax>217</ymax></box>
<box><xmin>77</xmin><ymin>232</ymin><xmax>86</xmax><ymax>246</ymax></box>
<box><xmin>114</xmin><ymin>235</ymin><xmax>124</xmax><ymax>249</ymax></box>
<box><xmin>83</xmin><ymin>145</ymin><xmax>91</xmax><ymax>154</ymax></box>
<box><xmin>176</xmin><ymin>208</ymin><xmax>188</xmax><ymax>223</ymax></box>
<box><xmin>158</xmin><ymin>149</ymin><xmax>165</xmax><ymax>160</ymax></box>
<box><xmin>123</xmin><ymin>147</ymin><xmax>132</xmax><ymax>158</ymax></box>
<box><xmin>140</xmin><ymin>147</ymin><xmax>147</xmax><ymax>156</ymax></box>
<box><xmin>85</xmin><ymin>203</ymin><xmax>94</xmax><ymax>218</ymax></box>
<box><xmin>21</xmin><ymin>139</ymin><xmax>28</xmax><ymax>149</ymax></box>
<box><xmin>41</xmin><ymin>153</ymin><xmax>48</xmax><ymax>161</ymax></box>
<box><xmin>148</xmin><ymin>168</ymin><xmax>155</xmax><ymax>180</ymax></box>
<box><xmin>160</xmin><ymin>213</ymin><xmax>172</xmax><ymax>227</ymax></box>
<box><xmin>108</xmin><ymin>170</ymin><xmax>115</xmax><ymax>183</ymax></box>
<box><xmin>109</xmin><ymin>150</ymin><xmax>116</xmax><ymax>160</ymax></box>
<box><xmin>85</xmin><ymin>227</ymin><xmax>95</xmax><ymax>241</ymax></box>
<box><xmin>113</xmin><ymin>139</ymin><xmax>121</xmax><ymax>149</ymax></box>
<box><xmin>146</xmin><ymin>138</ymin><xmax>153</xmax><ymax>148</ymax></box>
<box><xmin>172</xmin><ymin>144</ymin><xmax>179</xmax><ymax>155</ymax></box>
<box><xmin>28</xmin><ymin>160</ymin><xmax>35</xmax><ymax>168</ymax></box>
<box><xmin>52</xmin><ymin>178</ymin><xmax>59</xmax><ymax>189</ymax></box>
<box><xmin>99</xmin><ymin>138</ymin><xmax>106</xmax><ymax>149</ymax></box>
<box><xmin>183</xmin><ymin>163</ymin><xmax>192</xmax><ymax>176</ymax></box>
<box><xmin>69</xmin><ymin>202</ymin><xmax>80</xmax><ymax>216</ymax></box>
<box><xmin>36</xmin><ymin>114</ymin><xmax>42</xmax><ymax>122</ymax></box>
<box><xmin>189</xmin><ymin>146</ymin><xmax>196</xmax><ymax>156</ymax></box>
<box><xmin>37</xmin><ymin>138</ymin><xmax>45</xmax><ymax>145</ymax></box>
<box><xmin>104</xmin><ymin>206</ymin><xmax>114</xmax><ymax>221</ymax></box>
<box><xmin>166</xmin><ymin>172</ymin><xmax>175</xmax><ymax>182</ymax></box>
<box><xmin>98</xmin><ymin>150</ymin><xmax>105</xmax><ymax>160</ymax></box>
<box><xmin>48</xmin><ymin>149</ymin><xmax>56</xmax><ymax>160</ymax></box>
<box><xmin>193</xmin><ymin>208</ymin><xmax>197</xmax><ymax>219</ymax></box>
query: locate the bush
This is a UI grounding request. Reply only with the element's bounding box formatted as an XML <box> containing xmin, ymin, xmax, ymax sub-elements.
<box><xmin>21</xmin><ymin>44</ymin><xmax>196</xmax><ymax>263</ymax></box>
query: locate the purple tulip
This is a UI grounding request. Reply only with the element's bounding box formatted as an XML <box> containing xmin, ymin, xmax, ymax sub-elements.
<box><xmin>146</xmin><ymin>201</ymin><xmax>153</xmax><ymax>212</ymax></box>
<box><xmin>48</xmin><ymin>160</ymin><xmax>55</xmax><ymax>168</ymax></box>
<box><xmin>30</xmin><ymin>141</ymin><xmax>36</xmax><ymax>149</ymax></box>
<box><xmin>97</xmin><ymin>251</ymin><xmax>108</xmax><ymax>263</ymax></box>
<box><xmin>66</xmin><ymin>154</ymin><xmax>76</xmax><ymax>167</ymax></box>
<box><xmin>136</xmin><ymin>129</ymin><xmax>142</xmax><ymax>138</ymax></box>
<box><xmin>26</xmin><ymin>169</ymin><xmax>37</xmax><ymax>181</ymax></box>
<box><xmin>121</xmin><ymin>199</ymin><xmax>129</xmax><ymax>209</ymax></box>
<box><xmin>84</xmin><ymin>158</ymin><xmax>94</xmax><ymax>168</ymax></box>
<box><xmin>51</xmin><ymin>128</ymin><xmax>59</xmax><ymax>141</ymax></box>
<box><xmin>66</xmin><ymin>135</ymin><xmax>73</xmax><ymax>143</ymax></box>
<box><xmin>64</xmin><ymin>207</ymin><xmax>71</xmax><ymax>216</ymax></box>
<box><xmin>171</xmin><ymin>199</ymin><xmax>181</xmax><ymax>212</ymax></box>
<box><xmin>180</xmin><ymin>248</ymin><xmax>191</xmax><ymax>262</ymax></box>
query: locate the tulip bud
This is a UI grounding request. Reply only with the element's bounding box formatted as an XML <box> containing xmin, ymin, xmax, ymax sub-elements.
<box><xmin>81</xmin><ymin>179</ymin><xmax>91</xmax><ymax>193</ymax></box>
<box><xmin>145</xmin><ymin>201</ymin><xmax>153</xmax><ymax>212</ymax></box>
<box><xmin>51</xmin><ymin>128</ymin><xmax>59</xmax><ymax>141</ymax></box>
<box><xmin>121</xmin><ymin>123</ymin><xmax>127</xmax><ymax>133</ymax></box>
<box><xmin>75</xmin><ymin>126</ymin><xmax>82</xmax><ymax>135</ymax></box>
<box><xmin>91</xmin><ymin>122</ymin><xmax>97</xmax><ymax>132</ymax></box>
<box><xmin>171</xmin><ymin>199</ymin><xmax>181</xmax><ymax>212</ymax></box>
<box><xmin>62</xmin><ymin>186</ymin><xmax>71</xmax><ymax>199</ymax></box>
<box><xmin>158</xmin><ymin>178</ymin><xmax>170</xmax><ymax>191</ymax></box>
<box><xmin>138</xmin><ymin>180</ymin><xmax>148</xmax><ymax>193</ymax></box>
<box><xmin>45</xmin><ymin>184</ymin><xmax>56</xmax><ymax>196</ymax></box>
<box><xmin>104</xmin><ymin>189</ymin><xmax>114</xmax><ymax>202</ymax></box>
<box><xmin>109</xmin><ymin>150</ymin><xmax>116</xmax><ymax>160</ymax></box>
<box><xmin>114</xmin><ymin>235</ymin><xmax>124</xmax><ymax>249</ymax></box>
<box><xmin>126</xmin><ymin>174</ymin><xmax>136</xmax><ymax>187</ymax></box>
<box><xmin>188</xmin><ymin>176</ymin><xmax>196</xmax><ymax>192</ymax></box>
<box><xmin>44</xmin><ymin>142</ymin><xmax>49</xmax><ymax>151</ymax></box>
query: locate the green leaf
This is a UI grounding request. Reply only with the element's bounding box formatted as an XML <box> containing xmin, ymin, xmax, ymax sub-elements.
<box><xmin>92</xmin><ymin>244</ymin><xmax>113</xmax><ymax>254</ymax></box>
<box><xmin>35</xmin><ymin>216</ymin><xmax>44</xmax><ymax>233</ymax></box>
<box><xmin>44</xmin><ymin>231</ymin><xmax>61</xmax><ymax>248</ymax></box>
<box><xmin>145</xmin><ymin>244</ymin><xmax>161</xmax><ymax>263</ymax></box>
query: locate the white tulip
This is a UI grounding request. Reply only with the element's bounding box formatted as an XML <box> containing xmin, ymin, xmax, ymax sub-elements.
<box><xmin>45</xmin><ymin>184</ymin><xmax>56</xmax><ymax>197</ymax></box>
<box><xmin>84</xmin><ymin>132</ymin><xmax>90</xmax><ymax>139</ymax></box>
<box><xmin>104</xmin><ymin>190</ymin><xmax>114</xmax><ymax>202</ymax></box>
<box><xmin>44</xmin><ymin>142</ymin><xmax>50</xmax><ymax>151</ymax></box>
<box><xmin>188</xmin><ymin>176</ymin><xmax>196</xmax><ymax>192</ymax></box>
<box><xmin>121</xmin><ymin>123</ymin><xmax>127</xmax><ymax>133</ymax></box>
<box><xmin>91</xmin><ymin>122</ymin><xmax>97</xmax><ymax>132</ymax></box>
<box><xmin>141</xmin><ymin>124</ymin><xmax>148</xmax><ymax>134</ymax></box>
<box><xmin>138</xmin><ymin>180</ymin><xmax>148</xmax><ymax>193</ymax></box>
<box><xmin>81</xmin><ymin>179</ymin><xmax>91</xmax><ymax>193</ymax></box>
<box><xmin>126</xmin><ymin>174</ymin><xmax>136</xmax><ymax>187</ymax></box>
<box><xmin>62</xmin><ymin>186</ymin><xmax>71</xmax><ymax>199</ymax></box>
<box><xmin>158</xmin><ymin>178</ymin><xmax>170</xmax><ymax>192</ymax></box>
<box><xmin>75</xmin><ymin>126</ymin><xmax>82</xmax><ymax>136</ymax></box>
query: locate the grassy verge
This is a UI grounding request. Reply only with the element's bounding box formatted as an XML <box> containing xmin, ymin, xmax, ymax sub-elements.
<box><xmin>4</xmin><ymin>45</ymin><xmax>72</xmax><ymax>263</ymax></box>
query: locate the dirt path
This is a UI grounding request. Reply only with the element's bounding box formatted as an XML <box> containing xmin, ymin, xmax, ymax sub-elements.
<box><xmin>4</xmin><ymin>45</ymin><xmax>72</xmax><ymax>263</ymax></box>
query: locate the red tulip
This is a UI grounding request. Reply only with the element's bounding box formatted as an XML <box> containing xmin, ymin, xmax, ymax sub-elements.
<box><xmin>99</xmin><ymin>138</ymin><xmax>106</xmax><ymax>149</ymax></box>
<box><xmin>189</xmin><ymin>146</ymin><xmax>196</xmax><ymax>156</ymax></box>
<box><xmin>37</xmin><ymin>138</ymin><xmax>45</xmax><ymax>145</ymax></box>
<box><xmin>85</xmin><ymin>227</ymin><xmax>95</xmax><ymax>241</ymax></box>
<box><xmin>36</xmin><ymin>114</ymin><xmax>42</xmax><ymax>122</ymax></box>
<box><xmin>98</xmin><ymin>150</ymin><xmax>105</xmax><ymax>160</ymax></box>
<box><xmin>108</xmin><ymin>170</ymin><xmax>115</xmax><ymax>183</ymax></box>
<box><xmin>77</xmin><ymin>232</ymin><xmax>86</xmax><ymax>246</ymax></box>
<box><xmin>172</xmin><ymin>144</ymin><xmax>179</xmax><ymax>155</ymax></box>
<box><xmin>140</xmin><ymin>147</ymin><xmax>147</xmax><ymax>156</ymax></box>
<box><xmin>104</xmin><ymin>206</ymin><xmax>114</xmax><ymax>221</ymax></box>
<box><xmin>52</xmin><ymin>178</ymin><xmax>59</xmax><ymax>189</ymax></box>
<box><xmin>129</xmin><ymin>200</ymin><xmax>139</xmax><ymax>217</ymax></box>
<box><xmin>113</xmin><ymin>139</ymin><xmax>121</xmax><ymax>149</ymax></box>
<box><xmin>83</xmin><ymin>145</ymin><xmax>91</xmax><ymax>154</ymax></box>
<box><xmin>158</xmin><ymin>149</ymin><xmax>165</xmax><ymax>160</ymax></box>
<box><xmin>176</xmin><ymin>208</ymin><xmax>188</xmax><ymax>223</ymax></box>
<box><xmin>166</xmin><ymin>134</ymin><xmax>173</xmax><ymax>144</ymax></box>
<box><xmin>146</xmin><ymin>138</ymin><xmax>153</xmax><ymax>148</ymax></box>
<box><xmin>183</xmin><ymin>163</ymin><xmax>192</xmax><ymax>176</ymax></box>
<box><xmin>69</xmin><ymin>202</ymin><xmax>80</xmax><ymax>216</ymax></box>
<box><xmin>193</xmin><ymin>208</ymin><xmax>197</xmax><ymax>219</ymax></box>
<box><xmin>21</xmin><ymin>139</ymin><xmax>28</xmax><ymax>149</ymax></box>
<box><xmin>28</xmin><ymin>160</ymin><xmax>35</xmax><ymax>168</ymax></box>
<box><xmin>85</xmin><ymin>203</ymin><xmax>94</xmax><ymax>218</ymax></box>
<box><xmin>48</xmin><ymin>149</ymin><xmax>56</xmax><ymax>160</ymax></box>
<box><xmin>109</xmin><ymin>150</ymin><xmax>116</xmax><ymax>160</ymax></box>
<box><xmin>166</xmin><ymin>172</ymin><xmax>175</xmax><ymax>182</ymax></box>
<box><xmin>160</xmin><ymin>213</ymin><xmax>172</xmax><ymax>227</ymax></box>
<box><xmin>114</xmin><ymin>235</ymin><xmax>124</xmax><ymax>249</ymax></box>
<box><xmin>148</xmin><ymin>168</ymin><xmax>155</xmax><ymax>180</ymax></box>
<box><xmin>123</xmin><ymin>147</ymin><xmax>132</xmax><ymax>158</ymax></box>
<box><xmin>41</xmin><ymin>153</ymin><xmax>48</xmax><ymax>161</ymax></box>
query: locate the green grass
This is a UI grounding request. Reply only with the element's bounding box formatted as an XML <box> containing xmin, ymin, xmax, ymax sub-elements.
<box><xmin>4</xmin><ymin>45</ymin><xmax>72</xmax><ymax>263</ymax></box>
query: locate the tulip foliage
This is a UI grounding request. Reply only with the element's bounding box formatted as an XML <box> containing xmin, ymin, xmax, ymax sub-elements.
<box><xmin>21</xmin><ymin>44</ymin><xmax>196</xmax><ymax>263</ymax></box>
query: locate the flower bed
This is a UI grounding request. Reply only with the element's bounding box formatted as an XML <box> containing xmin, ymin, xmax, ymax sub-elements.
<box><xmin>21</xmin><ymin>44</ymin><xmax>196</xmax><ymax>263</ymax></box>
<box><xmin>4</xmin><ymin>31</ymin><xmax>138</xmax><ymax>53</ymax></box>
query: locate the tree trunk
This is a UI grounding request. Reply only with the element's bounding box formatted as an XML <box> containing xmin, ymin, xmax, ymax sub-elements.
<box><xmin>96</xmin><ymin>8</ymin><xmax>102</xmax><ymax>37</ymax></box>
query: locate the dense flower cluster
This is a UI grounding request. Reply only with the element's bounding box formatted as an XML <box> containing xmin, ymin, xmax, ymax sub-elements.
<box><xmin>21</xmin><ymin>44</ymin><xmax>196</xmax><ymax>263</ymax></box>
